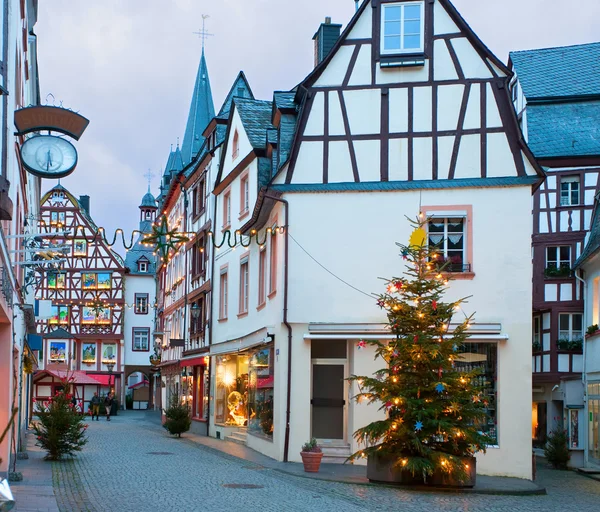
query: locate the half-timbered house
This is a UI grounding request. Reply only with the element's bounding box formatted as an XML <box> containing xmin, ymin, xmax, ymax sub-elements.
<box><xmin>209</xmin><ymin>0</ymin><xmax>542</xmax><ymax>479</ymax></box>
<box><xmin>510</xmin><ymin>42</ymin><xmax>600</xmax><ymax>467</ymax></box>
<box><xmin>34</xmin><ymin>186</ymin><xmax>126</xmax><ymax>411</ymax></box>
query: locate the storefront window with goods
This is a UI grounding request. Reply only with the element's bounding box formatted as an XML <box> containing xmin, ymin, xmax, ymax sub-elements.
<box><xmin>455</xmin><ymin>343</ymin><xmax>498</xmax><ymax>446</ymax></box>
<box><xmin>215</xmin><ymin>344</ymin><xmax>274</xmax><ymax>438</ymax></box>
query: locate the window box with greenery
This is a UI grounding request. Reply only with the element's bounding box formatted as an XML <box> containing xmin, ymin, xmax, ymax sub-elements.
<box><xmin>544</xmin><ymin>265</ymin><xmax>572</xmax><ymax>278</ymax></box>
<box><xmin>586</xmin><ymin>325</ymin><xmax>600</xmax><ymax>338</ymax></box>
<box><xmin>556</xmin><ymin>338</ymin><xmax>583</xmax><ymax>352</ymax></box>
<box><xmin>532</xmin><ymin>341</ymin><xmax>542</xmax><ymax>353</ymax></box>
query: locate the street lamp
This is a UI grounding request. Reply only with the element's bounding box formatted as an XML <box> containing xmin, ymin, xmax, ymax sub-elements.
<box><xmin>106</xmin><ymin>361</ymin><xmax>115</xmax><ymax>394</ymax></box>
<box><xmin>191</xmin><ymin>302</ymin><xmax>201</xmax><ymax>320</ymax></box>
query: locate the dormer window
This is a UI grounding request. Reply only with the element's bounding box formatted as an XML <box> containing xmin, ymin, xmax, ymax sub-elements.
<box><xmin>381</xmin><ymin>2</ymin><xmax>424</xmax><ymax>55</ymax></box>
<box><xmin>138</xmin><ymin>260</ymin><xmax>148</xmax><ymax>273</ymax></box>
<box><xmin>232</xmin><ymin>130</ymin><xmax>239</xmax><ymax>160</ymax></box>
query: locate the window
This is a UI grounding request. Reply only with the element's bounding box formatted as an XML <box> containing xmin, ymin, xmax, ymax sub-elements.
<box><xmin>223</xmin><ymin>192</ymin><xmax>231</xmax><ymax>229</ymax></box>
<box><xmin>50</xmin><ymin>211</ymin><xmax>65</xmax><ymax>226</ymax></box>
<box><xmin>135</xmin><ymin>294</ymin><xmax>149</xmax><ymax>315</ymax></box>
<box><xmin>533</xmin><ymin>316</ymin><xmax>541</xmax><ymax>350</ymax></box>
<box><xmin>455</xmin><ymin>343</ymin><xmax>498</xmax><ymax>445</ymax></box>
<box><xmin>197</xmin><ymin>178</ymin><xmax>206</xmax><ymax>215</ymax></box>
<box><xmin>428</xmin><ymin>217</ymin><xmax>467</xmax><ymax>272</ymax></box>
<box><xmin>145</xmin><ymin>210</ymin><xmax>153</xmax><ymax>220</ymax></box>
<box><xmin>82</xmin><ymin>272</ymin><xmax>112</xmax><ymax>290</ymax></box>
<box><xmin>219</xmin><ymin>268</ymin><xmax>228</xmax><ymax>320</ymax></box>
<box><xmin>269</xmin><ymin>226</ymin><xmax>278</xmax><ymax>296</ymax></box>
<box><xmin>258</xmin><ymin>246</ymin><xmax>267</xmax><ymax>306</ymax></box>
<box><xmin>192</xmin><ymin>187</ymin><xmax>198</xmax><ymax>217</ymax></box>
<box><xmin>73</xmin><ymin>239</ymin><xmax>87</xmax><ymax>257</ymax></box>
<box><xmin>546</xmin><ymin>246</ymin><xmax>570</xmax><ymax>270</ymax></box>
<box><xmin>240</xmin><ymin>173</ymin><xmax>249</xmax><ymax>216</ymax></box>
<box><xmin>558</xmin><ymin>313</ymin><xmax>583</xmax><ymax>342</ymax></box>
<box><xmin>239</xmin><ymin>257</ymin><xmax>249</xmax><ymax>315</ymax></box>
<box><xmin>560</xmin><ymin>176</ymin><xmax>580</xmax><ymax>206</ymax></box>
<box><xmin>82</xmin><ymin>307</ymin><xmax>111</xmax><ymax>324</ymax></box>
<box><xmin>381</xmin><ymin>2</ymin><xmax>424</xmax><ymax>55</ymax></box>
<box><xmin>192</xmin><ymin>236</ymin><xmax>206</xmax><ymax>277</ymax></box>
<box><xmin>49</xmin><ymin>305</ymin><xmax>69</xmax><ymax>325</ymax></box>
<box><xmin>133</xmin><ymin>328</ymin><xmax>150</xmax><ymax>351</ymax></box>
<box><xmin>138</xmin><ymin>260</ymin><xmax>148</xmax><ymax>273</ymax></box>
<box><xmin>232</xmin><ymin>130</ymin><xmax>239</xmax><ymax>160</ymax></box>
<box><xmin>48</xmin><ymin>272</ymin><xmax>66</xmax><ymax>289</ymax></box>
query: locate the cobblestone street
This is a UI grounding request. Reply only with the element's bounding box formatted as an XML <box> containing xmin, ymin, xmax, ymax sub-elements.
<box><xmin>10</xmin><ymin>411</ymin><xmax>594</xmax><ymax>511</ymax></box>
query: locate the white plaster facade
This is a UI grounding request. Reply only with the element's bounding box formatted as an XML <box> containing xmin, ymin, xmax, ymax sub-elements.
<box><xmin>207</xmin><ymin>0</ymin><xmax>539</xmax><ymax>480</ymax></box>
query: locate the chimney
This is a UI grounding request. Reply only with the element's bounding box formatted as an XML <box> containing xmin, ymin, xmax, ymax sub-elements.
<box><xmin>79</xmin><ymin>195</ymin><xmax>90</xmax><ymax>215</ymax></box>
<box><xmin>313</xmin><ymin>17</ymin><xmax>342</xmax><ymax>67</ymax></box>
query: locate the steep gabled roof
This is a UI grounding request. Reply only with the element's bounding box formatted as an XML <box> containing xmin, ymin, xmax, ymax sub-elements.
<box><xmin>233</xmin><ymin>97</ymin><xmax>274</xmax><ymax>150</ymax></box>
<box><xmin>181</xmin><ymin>51</ymin><xmax>216</xmax><ymax>165</ymax></box>
<box><xmin>526</xmin><ymin>101</ymin><xmax>600</xmax><ymax>159</ymax></box>
<box><xmin>217</xmin><ymin>71</ymin><xmax>254</xmax><ymax>120</ymax></box>
<box><xmin>510</xmin><ymin>43</ymin><xmax>600</xmax><ymax>100</ymax></box>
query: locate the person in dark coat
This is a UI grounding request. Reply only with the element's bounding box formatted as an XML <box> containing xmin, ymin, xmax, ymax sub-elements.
<box><xmin>104</xmin><ymin>393</ymin><xmax>113</xmax><ymax>421</ymax></box>
<box><xmin>90</xmin><ymin>392</ymin><xmax>101</xmax><ymax>420</ymax></box>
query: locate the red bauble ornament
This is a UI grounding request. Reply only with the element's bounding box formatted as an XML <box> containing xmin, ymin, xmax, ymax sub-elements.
<box><xmin>413</xmin><ymin>335</ymin><xmax>418</xmax><ymax>343</ymax></box>
<box><xmin>432</xmin><ymin>300</ymin><xmax>437</xmax><ymax>310</ymax></box>
<box><xmin>385</xmin><ymin>401</ymin><xmax>392</xmax><ymax>409</ymax></box>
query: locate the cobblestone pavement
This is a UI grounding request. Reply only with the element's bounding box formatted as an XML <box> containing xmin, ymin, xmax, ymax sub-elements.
<box><xmin>47</xmin><ymin>412</ymin><xmax>600</xmax><ymax>512</ymax></box>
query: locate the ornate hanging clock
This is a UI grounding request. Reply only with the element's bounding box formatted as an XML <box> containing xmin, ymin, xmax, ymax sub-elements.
<box><xmin>20</xmin><ymin>135</ymin><xmax>78</xmax><ymax>178</ymax></box>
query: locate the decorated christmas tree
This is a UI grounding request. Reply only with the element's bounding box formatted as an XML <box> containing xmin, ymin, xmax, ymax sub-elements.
<box><xmin>33</xmin><ymin>378</ymin><xmax>88</xmax><ymax>461</ymax></box>
<box><xmin>349</xmin><ymin>215</ymin><xmax>489</xmax><ymax>484</ymax></box>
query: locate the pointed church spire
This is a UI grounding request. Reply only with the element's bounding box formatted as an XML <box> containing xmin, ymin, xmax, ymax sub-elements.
<box><xmin>181</xmin><ymin>26</ymin><xmax>216</xmax><ymax>165</ymax></box>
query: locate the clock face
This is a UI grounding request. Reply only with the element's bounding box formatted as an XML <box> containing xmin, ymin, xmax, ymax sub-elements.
<box><xmin>20</xmin><ymin>135</ymin><xmax>78</xmax><ymax>178</ymax></box>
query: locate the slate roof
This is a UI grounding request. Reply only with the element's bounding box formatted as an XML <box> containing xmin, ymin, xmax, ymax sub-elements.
<box><xmin>125</xmin><ymin>190</ymin><xmax>157</xmax><ymax>275</ymax></box>
<box><xmin>218</xmin><ymin>72</ymin><xmax>254</xmax><ymax>120</ymax></box>
<box><xmin>140</xmin><ymin>191</ymin><xmax>157</xmax><ymax>208</ymax></box>
<box><xmin>510</xmin><ymin>42</ymin><xmax>600</xmax><ymax>100</ymax></box>
<box><xmin>234</xmin><ymin>98</ymin><xmax>274</xmax><ymax>150</ymax></box>
<box><xmin>181</xmin><ymin>51</ymin><xmax>215</xmax><ymax>165</ymax></box>
<box><xmin>526</xmin><ymin>101</ymin><xmax>600</xmax><ymax>158</ymax></box>
<box><xmin>575</xmin><ymin>197</ymin><xmax>600</xmax><ymax>268</ymax></box>
<box><xmin>273</xmin><ymin>91</ymin><xmax>296</xmax><ymax>112</ymax></box>
<box><xmin>43</xmin><ymin>327</ymin><xmax>73</xmax><ymax>339</ymax></box>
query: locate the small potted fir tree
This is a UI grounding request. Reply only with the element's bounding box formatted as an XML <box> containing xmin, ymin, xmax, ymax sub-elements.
<box><xmin>300</xmin><ymin>438</ymin><xmax>323</xmax><ymax>472</ymax></box>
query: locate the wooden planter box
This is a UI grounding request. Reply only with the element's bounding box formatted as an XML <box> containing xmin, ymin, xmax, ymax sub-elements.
<box><xmin>367</xmin><ymin>454</ymin><xmax>476</xmax><ymax>488</ymax></box>
<box><xmin>300</xmin><ymin>451</ymin><xmax>323</xmax><ymax>473</ymax></box>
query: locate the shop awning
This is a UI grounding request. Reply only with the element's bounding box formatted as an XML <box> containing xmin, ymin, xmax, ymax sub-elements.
<box><xmin>180</xmin><ymin>357</ymin><xmax>208</xmax><ymax>367</ymax></box>
<box><xmin>34</xmin><ymin>370</ymin><xmax>102</xmax><ymax>385</ymax></box>
<box><xmin>208</xmin><ymin>327</ymin><xmax>271</xmax><ymax>356</ymax></box>
<box><xmin>88</xmin><ymin>375</ymin><xmax>111</xmax><ymax>386</ymax></box>
<box><xmin>257</xmin><ymin>376</ymin><xmax>274</xmax><ymax>389</ymax></box>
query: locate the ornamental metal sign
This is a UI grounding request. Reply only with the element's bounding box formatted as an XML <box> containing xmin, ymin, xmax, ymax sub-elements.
<box><xmin>14</xmin><ymin>106</ymin><xmax>89</xmax><ymax>140</ymax></box>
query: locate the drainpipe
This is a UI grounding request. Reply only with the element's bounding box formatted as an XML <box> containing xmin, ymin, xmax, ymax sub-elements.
<box><xmin>575</xmin><ymin>269</ymin><xmax>588</xmax><ymax>466</ymax></box>
<box><xmin>262</xmin><ymin>193</ymin><xmax>292</xmax><ymax>462</ymax></box>
<box><xmin>206</xmin><ymin>162</ymin><xmax>219</xmax><ymax>436</ymax></box>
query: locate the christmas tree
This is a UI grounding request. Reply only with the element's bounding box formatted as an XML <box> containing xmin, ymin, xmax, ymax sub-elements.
<box><xmin>349</xmin><ymin>215</ymin><xmax>489</xmax><ymax>483</ymax></box>
<box><xmin>33</xmin><ymin>378</ymin><xmax>88</xmax><ymax>461</ymax></box>
<box><xmin>163</xmin><ymin>395</ymin><xmax>191</xmax><ymax>437</ymax></box>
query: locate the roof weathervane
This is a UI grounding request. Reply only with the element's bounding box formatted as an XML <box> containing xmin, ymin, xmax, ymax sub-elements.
<box><xmin>193</xmin><ymin>14</ymin><xmax>214</xmax><ymax>52</ymax></box>
<box><xmin>144</xmin><ymin>169</ymin><xmax>156</xmax><ymax>193</ymax></box>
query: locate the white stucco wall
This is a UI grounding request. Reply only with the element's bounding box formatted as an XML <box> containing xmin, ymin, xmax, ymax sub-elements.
<box><xmin>124</xmin><ymin>274</ymin><xmax>156</xmax><ymax>368</ymax></box>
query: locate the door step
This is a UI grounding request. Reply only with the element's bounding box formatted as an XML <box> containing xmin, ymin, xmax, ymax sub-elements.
<box><xmin>225</xmin><ymin>430</ymin><xmax>247</xmax><ymax>445</ymax></box>
<box><xmin>320</xmin><ymin>444</ymin><xmax>351</xmax><ymax>464</ymax></box>
<box><xmin>576</xmin><ymin>467</ymin><xmax>600</xmax><ymax>475</ymax></box>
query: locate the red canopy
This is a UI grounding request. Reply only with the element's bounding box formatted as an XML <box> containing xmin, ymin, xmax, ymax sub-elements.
<box><xmin>88</xmin><ymin>374</ymin><xmax>111</xmax><ymax>386</ymax></box>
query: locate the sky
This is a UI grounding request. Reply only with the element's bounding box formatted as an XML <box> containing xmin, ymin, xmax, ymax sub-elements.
<box><xmin>35</xmin><ymin>0</ymin><xmax>600</xmax><ymax>249</ymax></box>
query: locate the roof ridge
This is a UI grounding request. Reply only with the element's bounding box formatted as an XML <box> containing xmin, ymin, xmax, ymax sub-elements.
<box><xmin>510</xmin><ymin>41</ymin><xmax>600</xmax><ymax>55</ymax></box>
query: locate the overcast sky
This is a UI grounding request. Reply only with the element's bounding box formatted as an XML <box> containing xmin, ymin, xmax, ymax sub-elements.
<box><xmin>35</xmin><ymin>0</ymin><xmax>599</xmax><ymax>250</ymax></box>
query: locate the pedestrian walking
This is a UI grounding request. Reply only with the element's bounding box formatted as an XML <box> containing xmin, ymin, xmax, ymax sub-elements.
<box><xmin>90</xmin><ymin>392</ymin><xmax>101</xmax><ymax>421</ymax></box>
<box><xmin>104</xmin><ymin>393</ymin><xmax>113</xmax><ymax>421</ymax></box>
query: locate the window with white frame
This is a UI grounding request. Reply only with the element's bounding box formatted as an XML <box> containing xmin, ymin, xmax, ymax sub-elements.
<box><xmin>546</xmin><ymin>246</ymin><xmax>570</xmax><ymax>270</ymax></box>
<box><xmin>258</xmin><ymin>246</ymin><xmax>267</xmax><ymax>306</ymax></box>
<box><xmin>428</xmin><ymin>217</ymin><xmax>467</xmax><ymax>272</ymax></box>
<box><xmin>133</xmin><ymin>328</ymin><xmax>150</xmax><ymax>351</ymax></box>
<box><xmin>219</xmin><ymin>268</ymin><xmax>228</xmax><ymax>320</ymax></box>
<box><xmin>381</xmin><ymin>2</ymin><xmax>424</xmax><ymax>55</ymax></box>
<box><xmin>560</xmin><ymin>176</ymin><xmax>580</xmax><ymax>206</ymax></box>
<box><xmin>239</xmin><ymin>257</ymin><xmax>249</xmax><ymax>314</ymax></box>
<box><xmin>135</xmin><ymin>294</ymin><xmax>148</xmax><ymax>315</ymax></box>
<box><xmin>240</xmin><ymin>174</ymin><xmax>249</xmax><ymax>215</ymax></box>
<box><xmin>558</xmin><ymin>313</ymin><xmax>583</xmax><ymax>342</ymax></box>
<box><xmin>138</xmin><ymin>260</ymin><xmax>148</xmax><ymax>273</ymax></box>
<box><xmin>223</xmin><ymin>192</ymin><xmax>231</xmax><ymax>228</ymax></box>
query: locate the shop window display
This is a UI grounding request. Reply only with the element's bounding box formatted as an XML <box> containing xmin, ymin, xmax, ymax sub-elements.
<box><xmin>215</xmin><ymin>354</ymin><xmax>249</xmax><ymax>426</ymax></box>
<box><xmin>248</xmin><ymin>346</ymin><xmax>274</xmax><ymax>438</ymax></box>
<box><xmin>455</xmin><ymin>343</ymin><xmax>498</xmax><ymax>445</ymax></box>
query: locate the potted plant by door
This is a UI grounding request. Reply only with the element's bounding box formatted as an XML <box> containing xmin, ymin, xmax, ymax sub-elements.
<box><xmin>300</xmin><ymin>438</ymin><xmax>323</xmax><ymax>473</ymax></box>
